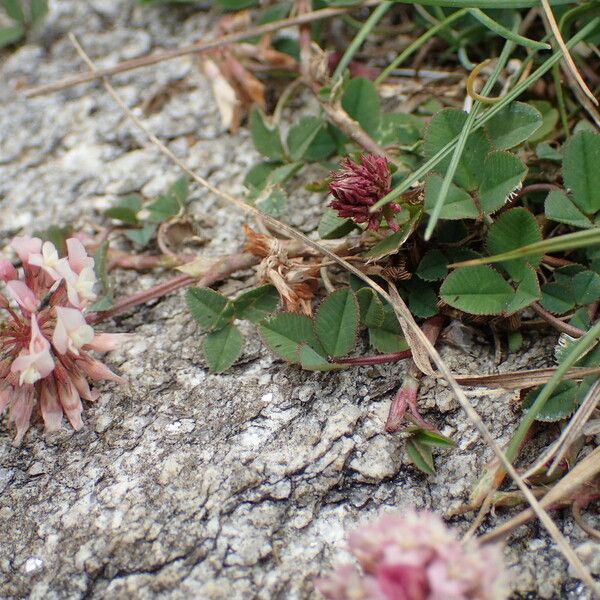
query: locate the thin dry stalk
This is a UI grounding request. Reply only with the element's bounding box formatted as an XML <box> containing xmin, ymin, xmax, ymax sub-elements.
<box><xmin>68</xmin><ymin>33</ymin><xmax>599</xmax><ymax>593</ymax></box>
<box><xmin>540</xmin><ymin>0</ymin><xmax>598</xmax><ymax>106</ymax></box>
<box><xmin>520</xmin><ymin>378</ymin><xmax>600</xmax><ymax>480</ymax></box>
<box><xmin>480</xmin><ymin>446</ymin><xmax>600</xmax><ymax>544</ymax></box>
<box><xmin>24</xmin><ymin>2</ymin><xmax>379</xmax><ymax>98</ymax></box>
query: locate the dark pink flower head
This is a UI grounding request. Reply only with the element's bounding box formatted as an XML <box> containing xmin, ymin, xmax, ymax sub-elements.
<box><xmin>0</xmin><ymin>236</ymin><xmax>130</xmax><ymax>445</ymax></box>
<box><xmin>315</xmin><ymin>510</ymin><xmax>508</xmax><ymax>600</ymax></box>
<box><xmin>328</xmin><ymin>154</ymin><xmax>401</xmax><ymax>232</ymax></box>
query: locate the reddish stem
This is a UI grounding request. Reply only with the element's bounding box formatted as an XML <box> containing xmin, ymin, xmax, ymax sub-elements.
<box><xmin>334</xmin><ymin>349</ymin><xmax>412</xmax><ymax>366</ymax></box>
<box><xmin>88</xmin><ymin>252</ymin><xmax>259</xmax><ymax>324</ymax></box>
<box><xmin>531</xmin><ymin>302</ymin><xmax>586</xmax><ymax>338</ymax></box>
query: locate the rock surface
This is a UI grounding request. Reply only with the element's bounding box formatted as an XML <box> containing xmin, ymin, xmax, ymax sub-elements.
<box><xmin>0</xmin><ymin>2</ymin><xmax>597</xmax><ymax>599</ymax></box>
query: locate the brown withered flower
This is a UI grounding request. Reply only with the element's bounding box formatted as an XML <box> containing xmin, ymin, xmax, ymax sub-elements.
<box><xmin>243</xmin><ymin>225</ymin><xmax>318</xmax><ymax>315</ymax></box>
<box><xmin>329</xmin><ymin>154</ymin><xmax>401</xmax><ymax>232</ymax></box>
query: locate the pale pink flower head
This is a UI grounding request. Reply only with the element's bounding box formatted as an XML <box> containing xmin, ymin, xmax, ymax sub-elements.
<box><xmin>0</xmin><ymin>235</ymin><xmax>129</xmax><ymax>444</ymax></box>
<box><xmin>329</xmin><ymin>154</ymin><xmax>401</xmax><ymax>232</ymax></box>
<box><xmin>0</xmin><ymin>258</ymin><xmax>17</xmax><ymax>282</ymax></box>
<box><xmin>315</xmin><ymin>511</ymin><xmax>508</xmax><ymax>600</ymax></box>
<box><xmin>10</xmin><ymin>236</ymin><xmax>42</xmax><ymax>265</ymax></box>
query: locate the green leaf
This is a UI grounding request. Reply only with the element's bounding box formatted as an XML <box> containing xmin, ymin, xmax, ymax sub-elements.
<box><xmin>364</xmin><ymin>210</ymin><xmax>420</xmax><ymax>259</ymax></box>
<box><xmin>1</xmin><ymin>0</ymin><xmax>25</xmax><ymax>23</ymax></box>
<box><xmin>215</xmin><ymin>0</ymin><xmax>258</xmax><ymax>10</ymax></box>
<box><xmin>505</xmin><ymin>265</ymin><xmax>540</xmax><ymax>315</ymax></box>
<box><xmin>423</xmin><ymin>108</ymin><xmax>490</xmax><ymax>191</ymax></box>
<box><xmin>318</xmin><ymin>208</ymin><xmax>356</xmax><ymax>239</ymax></box>
<box><xmin>168</xmin><ymin>176</ymin><xmax>188</xmax><ymax>207</ymax></box>
<box><xmin>424</xmin><ymin>174</ymin><xmax>478</xmax><ymax>220</ymax></box>
<box><xmin>406</xmin><ymin>437</ymin><xmax>435</xmax><ymax>475</ymax></box>
<box><xmin>297</xmin><ymin>343</ymin><xmax>341</xmax><ymax>371</ymax></box>
<box><xmin>562</xmin><ymin>131</ymin><xmax>600</xmax><ymax>215</ymax></box>
<box><xmin>527</xmin><ymin>100</ymin><xmax>559</xmax><ymax>143</ymax></box>
<box><xmin>376</xmin><ymin>112</ymin><xmax>423</xmax><ymax>147</ymax></box>
<box><xmin>487</xmin><ymin>208</ymin><xmax>542</xmax><ymax>280</ymax></box>
<box><xmin>0</xmin><ymin>24</ymin><xmax>23</xmax><ymax>47</ymax></box>
<box><xmin>233</xmin><ymin>285</ymin><xmax>279</xmax><ymax>323</ymax></box>
<box><xmin>314</xmin><ymin>288</ymin><xmax>359</xmax><ymax>358</ymax></box>
<box><xmin>572</xmin><ymin>271</ymin><xmax>600</xmax><ymax>305</ymax></box>
<box><xmin>368</xmin><ymin>305</ymin><xmax>409</xmax><ymax>353</ymax></box>
<box><xmin>341</xmin><ymin>77</ymin><xmax>380</xmax><ymax>136</ymax></box>
<box><xmin>544</xmin><ymin>190</ymin><xmax>593</xmax><ymax>229</ymax></box>
<box><xmin>522</xmin><ymin>381</ymin><xmax>581</xmax><ymax>422</ymax></box>
<box><xmin>141</xmin><ymin>179</ymin><xmax>184</xmax><ymax>222</ymax></box>
<box><xmin>540</xmin><ymin>283</ymin><xmax>575</xmax><ymax>315</ymax></box>
<box><xmin>356</xmin><ymin>288</ymin><xmax>384</xmax><ymax>328</ymax></box>
<box><xmin>440</xmin><ymin>265</ymin><xmax>514</xmax><ymax>315</ymax></box>
<box><xmin>408</xmin><ymin>427</ymin><xmax>455</xmax><ymax>448</ymax></box>
<box><xmin>253</xmin><ymin>187</ymin><xmax>287</xmax><ymax>217</ymax></box>
<box><xmin>90</xmin><ymin>241</ymin><xmax>114</xmax><ymax>311</ymax></box>
<box><xmin>508</xmin><ymin>331</ymin><xmax>523</xmax><ymax>353</ymax></box>
<box><xmin>33</xmin><ymin>225</ymin><xmax>72</xmax><ymax>256</ymax></box>
<box><xmin>30</xmin><ymin>0</ymin><xmax>48</xmax><ymax>26</ymax></box>
<box><xmin>259</xmin><ymin>313</ymin><xmax>323</xmax><ymax>364</ymax></box>
<box><xmin>249</xmin><ymin>107</ymin><xmax>285</xmax><ymax>161</ymax></box>
<box><xmin>479</xmin><ymin>151</ymin><xmax>527</xmax><ymax>215</ymax></box>
<box><xmin>287</xmin><ymin>117</ymin><xmax>334</xmax><ymax>161</ymax></box>
<box><xmin>244</xmin><ymin>161</ymin><xmax>281</xmax><ymax>189</ymax></box>
<box><xmin>484</xmin><ymin>101</ymin><xmax>543</xmax><ymax>149</ymax></box>
<box><xmin>416</xmin><ymin>249</ymin><xmax>448</xmax><ymax>281</ymax></box>
<box><xmin>407</xmin><ymin>280</ymin><xmax>439</xmax><ymax>319</ymax></box>
<box><xmin>186</xmin><ymin>288</ymin><xmax>234</xmax><ymax>332</ymax></box>
<box><xmin>203</xmin><ymin>323</ymin><xmax>244</xmax><ymax>373</ymax></box>
<box><xmin>105</xmin><ymin>195</ymin><xmax>142</xmax><ymax>225</ymax></box>
<box><xmin>125</xmin><ymin>224</ymin><xmax>156</xmax><ymax>246</ymax></box>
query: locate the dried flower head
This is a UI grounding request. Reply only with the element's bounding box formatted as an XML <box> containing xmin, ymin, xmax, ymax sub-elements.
<box><xmin>315</xmin><ymin>510</ymin><xmax>508</xmax><ymax>600</ymax></box>
<box><xmin>0</xmin><ymin>236</ymin><xmax>129</xmax><ymax>444</ymax></box>
<box><xmin>244</xmin><ymin>225</ymin><xmax>318</xmax><ymax>315</ymax></box>
<box><xmin>329</xmin><ymin>154</ymin><xmax>401</xmax><ymax>232</ymax></box>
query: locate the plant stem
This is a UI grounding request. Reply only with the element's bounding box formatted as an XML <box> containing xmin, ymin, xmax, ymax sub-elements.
<box><xmin>531</xmin><ymin>302</ymin><xmax>586</xmax><ymax>338</ymax></box>
<box><xmin>334</xmin><ymin>349</ymin><xmax>412</xmax><ymax>366</ymax></box>
<box><xmin>88</xmin><ymin>253</ymin><xmax>258</xmax><ymax>324</ymax></box>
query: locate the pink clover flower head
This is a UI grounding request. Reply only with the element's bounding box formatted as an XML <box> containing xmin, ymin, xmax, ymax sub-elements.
<box><xmin>315</xmin><ymin>510</ymin><xmax>508</xmax><ymax>600</ymax></box>
<box><xmin>0</xmin><ymin>235</ymin><xmax>129</xmax><ymax>444</ymax></box>
<box><xmin>328</xmin><ymin>154</ymin><xmax>401</xmax><ymax>232</ymax></box>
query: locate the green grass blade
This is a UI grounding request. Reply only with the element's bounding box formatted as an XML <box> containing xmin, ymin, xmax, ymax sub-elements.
<box><xmin>449</xmin><ymin>229</ymin><xmax>600</xmax><ymax>268</ymax></box>
<box><xmin>391</xmin><ymin>0</ymin><xmax>573</xmax><ymax>7</ymax></box>
<box><xmin>424</xmin><ymin>24</ymin><xmax>516</xmax><ymax>241</ymax></box>
<box><xmin>375</xmin><ymin>8</ymin><xmax>468</xmax><ymax>85</ymax></box>
<box><xmin>370</xmin><ymin>17</ymin><xmax>600</xmax><ymax>213</ymax></box>
<box><xmin>333</xmin><ymin>1</ymin><xmax>392</xmax><ymax>81</ymax></box>
<box><xmin>468</xmin><ymin>8</ymin><xmax>550</xmax><ymax>51</ymax></box>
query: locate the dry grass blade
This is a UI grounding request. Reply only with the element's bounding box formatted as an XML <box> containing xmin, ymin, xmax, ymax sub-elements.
<box><xmin>480</xmin><ymin>446</ymin><xmax>600</xmax><ymax>544</ymax></box>
<box><xmin>455</xmin><ymin>366</ymin><xmax>600</xmax><ymax>390</ymax></box>
<box><xmin>67</xmin><ymin>33</ymin><xmax>600</xmax><ymax>594</ymax></box>
<box><xmin>541</xmin><ymin>0</ymin><xmax>598</xmax><ymax>106</ymax></box>
<box><xmin>24</xmin><ymin>1</ymin><xmax>379</xmax><ymax>98</ymax></box>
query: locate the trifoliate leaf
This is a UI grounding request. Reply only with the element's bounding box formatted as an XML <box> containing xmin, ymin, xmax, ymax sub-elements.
<box><xmin>259</xmin><ymin>313</ymin><xmax>324</xmax><ymax>364</ymax></box>
<box><xmin>424</xmin><ymin>174</ymin><xmax>478</xmax><ymax>220</ymax></box>
<box><xmin>203</xmin><ymin>324</ymin><xmax>244</xmax><ymax>373</ymax></box>
<box><xmin>486</xmin><ymin>207</ymin><xmax>542</xmax><ymax>280</ymax></box>
<box><xmin>318</xmin><ymin>208</ymin><xmax>356</xmax><ymax>239</ymax></box>
<box><xmin>522</xmin><ymin>381</ymin><xmax>581</xmax><ymax>422</ymax></box>
<box><xmin>416</xmin><ymin>249</ymin><xmax>448</xmax><ymax>281</ymax></box>
<box><xmin>249</xmin><ymin>107</ymin><xmax>286</xmax><ymax>161</ymax></box>
<box><xmin>368</xmin><ymin>305</ymin><xmax>409</xmax><ymax>353</ymax></box>
<box><xmin>572</xmin><ymin>270</ymin><xmax>600</xmax><ymax>305</ymax></box>
<box><xmin>440</xmin><ymin>266</ymin><xmax>514</xmax><ymax>315</ymax></box>
<box><xmin>356</xmin><ymin>288</ymin><xmax>385</xmax><ymax>328</ymax></box>
<box><xmin>562</xmin><ymin>130</ymin><xmax>600</xmax><ymax>215</ymax></box>
<box><xmin>544</xmin><ymin>190</ymin><xmax>593</xmax><ymax>229</ymax></box>
<box><xmin>479</xmin><ymin>151</ymin><xmax>527</xmax><ymax>215</ymax></box>
<box><xmin>186</xmin><ymin>288</ymin><xmax>234</xmax><ymax>332</ymax></box>
<box><xmin>540</xmin><ymin>283</ymin><xmax>575</xmax><ymax>315</ymax></box>
<box><xmin>423</xmin><ymin>108</ymin><xmax>490</xmax><ymax>191</ymax></box>
<box><xmin>341</xmin><ymin>77</ymin><xmax>381</xmax><ymax>136</ymax></box>
<box><xmin>485</xmin><ymin>102</ymin><xmax>542</xmax><ymax>149</ymax></box>
<box><xmin>233</xmin><ymin>285</ymin><xmax>279</xmax><ymax>323</ymax></box>
<box><xmin>314</xmin><ymin>288</ymin><xmax>359</xmax><ymax>358</ymax></box>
